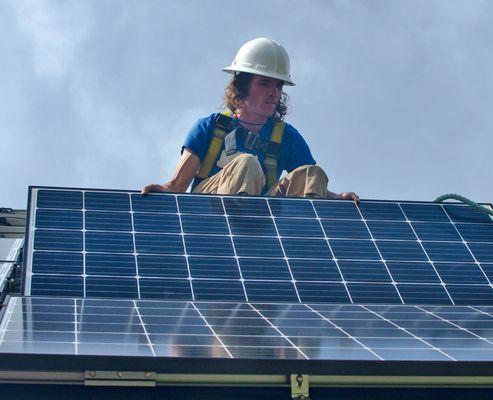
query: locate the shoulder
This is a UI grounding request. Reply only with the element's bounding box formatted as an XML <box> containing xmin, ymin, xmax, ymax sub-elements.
<box><xmin>192</xmin><ymin>113</ymin><xmax>218</xmax><ymax>131</ymax></box>
<box><xmin>278</xmin><ymin>120</ymin><xmax>305</xmax><ymax>142</ymax></box>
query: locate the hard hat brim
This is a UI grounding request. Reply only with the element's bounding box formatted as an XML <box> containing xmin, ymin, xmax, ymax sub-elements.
<box><xmin>222</xmin><ymin>66</ymin><xmax>296</xmax><ymax>86</ymax></box>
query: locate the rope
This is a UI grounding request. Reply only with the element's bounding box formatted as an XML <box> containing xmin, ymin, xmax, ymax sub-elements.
<box><xmin>434</xmin><ymin>193</ymin><xmax>493</xmax><ymax>217</ymax></box>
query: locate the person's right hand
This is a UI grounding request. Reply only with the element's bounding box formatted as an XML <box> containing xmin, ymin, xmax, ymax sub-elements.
<box><xmin>141</xmin><ymin>184</ymin><xmax>168</xmax><ymax>195</ymax></box>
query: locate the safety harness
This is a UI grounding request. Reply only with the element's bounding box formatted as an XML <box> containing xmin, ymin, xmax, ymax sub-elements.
<box><xmin>197</xmin><ymin>111</ymin><xmax>286</xmax><ymax>190</ymax></box>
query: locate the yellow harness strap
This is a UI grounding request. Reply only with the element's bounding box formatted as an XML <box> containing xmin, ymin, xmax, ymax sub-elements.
<box><xmin>264</xmin><ymin>121</ymin><xmax>285</xmax><ymax>190</ymax></box>
<box><xmin>197</xmin><ymin>113</ymin><xmax>285</xmax><ymax>190</ymax></box>
<box><xmin>197</xmin><ymin>111</ymin><xmax>232</xmax><ymax>179</ymax></box>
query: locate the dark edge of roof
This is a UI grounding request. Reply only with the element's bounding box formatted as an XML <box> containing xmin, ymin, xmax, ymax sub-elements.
<box><xmin>0</xmin><ymin>353</ymin><xmax>492</xmax><ymax>377</ymax></box>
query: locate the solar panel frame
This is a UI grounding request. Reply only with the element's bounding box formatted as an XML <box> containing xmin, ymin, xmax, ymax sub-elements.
<box><xmin>22</xmin><ymin>186</ymin><xmax>493</xmax><ymax>306</ymax></box>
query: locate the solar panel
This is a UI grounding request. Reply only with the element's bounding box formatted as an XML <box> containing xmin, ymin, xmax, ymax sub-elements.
<box><xmin>22</xmin><ymin>187</ymin><xmax>493</xmax><ymax>306</ymax></box>
<box><xmin>3</xmin><ymin>187</ymin><xmax>493</xmax><ymax>384</ymax></box>
<box><xmin>0</xmin><ymin>238</ymin><xmax>22</xmax><ymax>263</ymax></box>
<box><xmin>0</xmin><ymin>238</ymin><xmax>23</xmax><ymax>293</ymax></box>
<box><xmin>2</xmin><ymin>296</ymin><xmax>493</xmax><ymax>363</ymax></box>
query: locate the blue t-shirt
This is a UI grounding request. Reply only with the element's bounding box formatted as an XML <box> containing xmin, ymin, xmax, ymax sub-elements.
<box><xmin>182</xmin><ymin>113</ymin><xmax>316</xmax><ymax>192</ymax></box>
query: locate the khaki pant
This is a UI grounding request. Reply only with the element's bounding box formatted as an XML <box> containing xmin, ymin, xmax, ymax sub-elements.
<box><xmin>193</xmin><ymin>153</ymin><xmax>329</xmax><ymax>198</ymax></box>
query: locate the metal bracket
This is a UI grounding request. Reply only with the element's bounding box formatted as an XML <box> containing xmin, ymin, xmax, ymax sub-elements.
<box><xmin>85</xmin><ymin>370</ymin><xmax>156</xmax><ymax>387</ymax></box>
<box><xmin>291</xmin><ymin>374</ymin><xmax>310</xmax><ymax>400</ymax></box>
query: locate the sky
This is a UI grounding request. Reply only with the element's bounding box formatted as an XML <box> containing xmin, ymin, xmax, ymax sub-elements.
<box><xmin>1</xmin><ymin>0</ymin><xmax>493</xmax><ymax>209</ymax></box>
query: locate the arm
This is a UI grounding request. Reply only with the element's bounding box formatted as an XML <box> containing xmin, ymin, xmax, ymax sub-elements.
<box><xmin>141</xmin><ymin>148</ymin><xmax>200</xmax><ymax>194</ymax></box>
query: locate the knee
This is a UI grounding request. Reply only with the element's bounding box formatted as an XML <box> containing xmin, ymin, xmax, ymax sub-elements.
<box><xmin>293</xmin><ymin>164</ymin><xmax>328</xmax><ymax>180</ymax></box>
<box><xmin>235</xmin><ymin>153</ymin><xmax>263</xmax><ymax>172</ymax></box>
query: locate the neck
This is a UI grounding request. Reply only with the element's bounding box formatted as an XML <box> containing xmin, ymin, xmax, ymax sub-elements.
<box><xmin>236</xmin><ymin>110</ymin><xmax>269</xmax><ymax>129</ymax></box>
<box><xmin>236</xmin><ymin>110</ymin><xmax>268</xmax><ymax>125</ymax></box>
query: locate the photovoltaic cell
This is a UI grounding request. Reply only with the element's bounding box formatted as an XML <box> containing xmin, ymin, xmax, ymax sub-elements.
<box><xmin>397</xmin><ymin>284</ymin><xmax>451</xmax><ymax>305</ymax></box>
<box><xmin>421</xmin><ymin>242</ymin><xmax>474</xmax><ymax>262</ymax></box>
<box><xmin>35</xmin><ymin>209</ymin><xmax>82</xmax><ymax>230</ymax></box>
<box><xmin>269</xmin><ymin>198</ymin><xmax>316</xmax><ymax>218</ymax></box>
<box><xmin>329</xmin><ymin>239</ymin><xmax>380</xmax><ymax>260</ymax></box>
<box><xmin>239</xmin><ymin>258</ymin><xmax>291</xmax><ymax>280</ymax></box>
<box><xmin>276</xmin><ymin>218</ymin><xmax>323</xmax><ymax>237</ymax></box>
<box><xmin>457</xmin><ymin>223</ymin><xmax>493</xmax><ymax>242</ymax></box>
<box><xmin>358</xmin><ymin>202</ymin><xmax>405</xmax><ymax>221</ymax></box>
<box><xmin>377</xmin><ymin>240</ymin><xmax>428</xmax><ymax>261</ymax></box>
<box><xmin>366</xmin><ymin>221</ymin><xmax>416</xmax><ymax>240</ymax></box>
<box><xmin>134</xmin><ymin>213</ymin><xmax>181</xmax><ymax>233</ymax></box>
<box><xmin>400</xmin><ymin>204</ymin><xmax>450</xmax><ymax>222</ymax></box>
<box><xmin>338</xmin><ymin>261</ymin><xmax>392</xmax><ymax>282</ymax></box>
<box><xmin>322</xmin><ymin>220</ymin><xmax>370</xmax><ymax>239</ymax></box>
<box><xmin>23</xmin><ymin>188</ymin><xmax>493</xmax><ymax>307</ymax></box>
<box><xmin>138</xmin><ymin>255</ymin><xmax>188</xmax><ymax>277</ymax></box>
<box><xmin>181</xmin><ymin>214</ymin><xmax>229</xmax><ymax>235</ymax></box>
<box><xmin>33</xmin><ymin>229</ymin><xmax>82</xmax><ymax>252</ymax></box>
<box><xmin>411</xmin><ymin>222</ymin><xmax>462</xmax><ymax>242</ymax></box>
<box><xmin>32</xmin><ymin>252</ymin><xmax>83</xmax><ymax>275</ymax></box>
<box><xmin>229</xmin><ymin>216</ymin><xmax>277</xmax><ymax>236</ymax></box>
<box><xmin>86</xmin><ymin>253</ymin><xmax>136</xmax><ymax>276</ymax></box>
<box><xmin>313</xmin><ymin>200</ymin><xmax>360</xmax><ymax>219</ymax></box>
<box><xmin>386</xmin><ymin>262</ymin><xmax>440</xmax><ymax>283</ymax></box>
<box><xmin>289</xmin><ymin>259</ymin><xmax>341</xmax><ymax>281</ymax></box>
<box><xmin>36</xmin><ymin>189</ymin><xmax>82</xmax><ymax>209</ymax></box>
<box><xmin>85</xmin><ymin>211</ymin><xmax>132</xmax><ymax>231</ymax></box>
<box><xmin>85</xmin><ymin>191</ymin><xmax>130</xmax><ymax>211</ymax></box>
<box><xmin>433</xmin><ymin>263</ymin><xmax>489</xmax><ymax>284</ymax></box>
<box><xmin>444</xmin><ymin>204</ymin><xmax>493</xmax><ymax>223</ymax></box>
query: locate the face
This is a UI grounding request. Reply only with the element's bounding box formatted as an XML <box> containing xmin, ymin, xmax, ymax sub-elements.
<box><xmin>243</xmin><ymin>75</ymin><xmax>284</xmax><ymax>119</ymax></box>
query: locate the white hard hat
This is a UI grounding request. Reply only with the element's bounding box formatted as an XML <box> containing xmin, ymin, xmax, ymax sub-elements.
<box><xmin>222</xmin><ymin>37</ymin><xmax>295</xmax><ymax>86</ymax></box>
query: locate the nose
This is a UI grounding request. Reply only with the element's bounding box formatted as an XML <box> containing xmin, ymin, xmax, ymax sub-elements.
<box><xmin>270</xmin><ymin>85</ymin><xmax>281</xmax><ymax>98</ymax></box>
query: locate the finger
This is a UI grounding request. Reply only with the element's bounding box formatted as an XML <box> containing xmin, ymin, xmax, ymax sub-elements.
<box><xmin>141</xmin><ymin>184</ymin><xmax>154</xmax><ymax>195</ymax></box>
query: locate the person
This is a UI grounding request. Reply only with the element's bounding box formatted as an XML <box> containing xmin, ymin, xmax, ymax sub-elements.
<box><xmin>142</xmin><ymin>37</ymin><xmax>359</xmax><ymax>202</ymax></box>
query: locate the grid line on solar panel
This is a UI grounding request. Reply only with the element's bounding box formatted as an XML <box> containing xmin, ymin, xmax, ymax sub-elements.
<box><xmin>132</xmin><ymin>299</ymin><xmax>156</xmax><ymax>356</ymax></box>
<box><xmin>415</xmin><ymin>305</ymin><xmax>493</xmax><ymax>348</ymax></box>
<box><xmin>170</xmin><ymin>195</ymin><xmax>195</xmax><ymax>301</ymax></box>
<box><xmin>360</xmin><ymin>305</ymin><xmax>456</xmax><ymax>361</ymax></box>
<box><xmin>218</xmin><ymin>197</ymin><xmax>248</xmax><ymax>301</ymax></box>
<box><xmin>264</xmin><ymin>201</ymin><xmax>301</xmax><ymax>302</ymax></box>
<box><xmin>128</xmin><ymin>195</ymin><xmax>142</xmax><ymax>299</ymax></box>
<box><xmin>247</xmin><ymin>303</ymin><xmax>308</xmax><ymax>359</ymax></box>
<box><xmin>439</xmin><ymin>203</ymin><xmax>493</xmax><ymax>287</ymax></box>
<box><xmin>395</xmin><ymin>203</ymin><xmax>455</xmax><ymax>305</ymax></box>
<box><xmin>190</xmin><ymin>302</ymin><xmax>233</xmax><ymax>358</ymax></box>
<box><xmin>81</xmin><ymin>193</ymin><xmax>87</xmax><ymax>298</ymax></box>
<box><xmin>353</xmin><ymin>204</ymin><xmax>405</xmax><ymax>304</ymax></box>
<box><xmin>303</xmin><ymin>304</ymin><xmax>383</xmax><ymax>360</ymax></box>
<box><xmin>72</xmin><ymin>298</ymin><xmax>79</xmax><ymax>355</ymax></box>
<box><xmin>310</xmin><ymin>200</ymin><xmax>353</xmax><ymax>303</ymax></box>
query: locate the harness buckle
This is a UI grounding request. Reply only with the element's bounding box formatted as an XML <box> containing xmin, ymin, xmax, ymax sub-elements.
<box><xmin>244</xmin><ymin>131</ymin><xmax>261</xmax><ymax>150</ymax></box>
<box><xmin>214</xmin><ymin>113</ymin><xmax>234</xmax><ymax>131</ymax></box>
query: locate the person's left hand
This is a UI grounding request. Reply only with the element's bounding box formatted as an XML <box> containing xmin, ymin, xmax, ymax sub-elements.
<box><xmin>338</xmin><ymin>192</ymin><xmax>360</xmax><ymax>203</ymax></box>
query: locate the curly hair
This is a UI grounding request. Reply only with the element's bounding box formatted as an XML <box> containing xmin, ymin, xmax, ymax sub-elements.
<box><xmin>223</xmin><ymin>73</ymin><xmax>289</xmax><ymax>121</ymax></box>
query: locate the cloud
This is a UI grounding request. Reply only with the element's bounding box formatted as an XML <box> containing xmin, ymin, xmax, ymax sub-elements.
<box><xmin>8</xmin><ymin>0</ymin><xmax>92</xmax><ymax>79</ymax></box>
<box><xmin>1</xmin><ymin>0</ymin><xmax>493</xmax><ymax>207</ymax></box>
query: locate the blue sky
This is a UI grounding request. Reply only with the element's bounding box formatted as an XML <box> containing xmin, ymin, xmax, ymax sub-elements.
<box><xmin>2</xmin><ymin>0</ymin><xmax>493</xmax><ymax>209</ymax></box>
